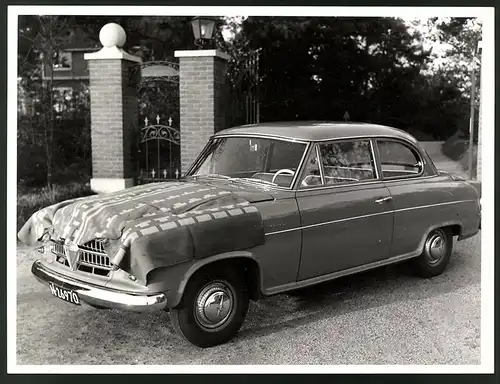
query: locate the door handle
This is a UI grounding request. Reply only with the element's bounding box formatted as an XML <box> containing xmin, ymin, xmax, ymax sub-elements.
<box><xmin>375</xmin><ymin>196</ymin><xmax>393</xmax><ymax>204</ymax></box>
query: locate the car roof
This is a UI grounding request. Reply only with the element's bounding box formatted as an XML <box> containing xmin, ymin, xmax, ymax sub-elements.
<box><xmin>214</xmin><ymin>121</ymin><xmax>418</xmax><ymax>144</ymax></box>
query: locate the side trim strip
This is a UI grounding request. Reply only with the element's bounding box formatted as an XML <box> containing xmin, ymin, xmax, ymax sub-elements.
<box><xmin>264</xmin><ymin>199</ymin><xmax>475</xmax><ymax>236</ymax></box>
<box><xmin>264</xmin><ymin>250</ymin><xmax>420</xmax><ymax>296</ymax></box>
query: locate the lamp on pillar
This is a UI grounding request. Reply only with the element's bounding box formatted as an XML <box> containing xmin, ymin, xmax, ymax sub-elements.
<box><xmin>190</xmin><ymin>16</ymin><xmax>218</xmax><ymax>49</ymax></box>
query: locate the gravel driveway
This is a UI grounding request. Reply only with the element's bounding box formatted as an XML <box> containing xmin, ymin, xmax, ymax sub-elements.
<box><xmin>16</xmin><ymin>233</ymin><xmax>480</xmax><ymax>365</ymax></box>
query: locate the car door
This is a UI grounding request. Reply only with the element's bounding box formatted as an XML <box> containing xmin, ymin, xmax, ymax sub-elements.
<box><xmin>295</xmin><ymin>139</ymin><xmax>394</xmax><ymax>281</ymax></box>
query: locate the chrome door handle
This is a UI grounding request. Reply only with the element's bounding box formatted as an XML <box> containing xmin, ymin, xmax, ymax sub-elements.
<box><xmin>375</xmin><ymin>196</ymin><xmax>393</xmax><ymax>204</ymax></box>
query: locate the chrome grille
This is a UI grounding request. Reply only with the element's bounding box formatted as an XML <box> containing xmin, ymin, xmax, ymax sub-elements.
<box><xmin>50</xmin><ymin>239</ymin><xmax>111</xmax><ymax>276</ymax></box>
<box><xmin>80</xmin><ymin>239</ymin><xmax>106</xmax><ymax>253</ymax></box>
<box><xmin>79</xmin><ymin>249</ymin><xmax>112</xmax><ymax>270</ymax></box>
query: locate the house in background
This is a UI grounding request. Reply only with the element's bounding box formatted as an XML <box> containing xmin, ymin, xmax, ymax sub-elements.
<box><xmin>41</xmin><ymin>28</ymin><xmax>100</xmax><ymax>114</ymax></box>
<box><xmin>42</xmin><ymin>28</ymin><xmax>99</xmax><ymax>89</ymax></box>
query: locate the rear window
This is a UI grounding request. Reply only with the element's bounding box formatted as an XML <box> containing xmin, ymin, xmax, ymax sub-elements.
<box><xmin>377</xmin><ymin>140</ymin><xmax>423</xmax><ymax>178</ymax></box>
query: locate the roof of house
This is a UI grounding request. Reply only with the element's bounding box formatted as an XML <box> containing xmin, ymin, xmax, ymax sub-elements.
<box><xmin>215</xmin><ymin>121</ymin><xmax>418</xmax><ymax>143</ymax></box>
<box><xmin>62</xmin><ymin>28</ymin><xmax>100</xmax><ymax>51</ymax></box>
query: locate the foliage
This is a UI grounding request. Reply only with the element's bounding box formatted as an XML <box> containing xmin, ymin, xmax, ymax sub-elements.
<box><xmin>225</xmin><ymin>16</ymin><xmax>483</xmax><ymax>140</ymax></box>
<box><xmin>408</xmin><ymin>17</ymin><xmax>482</xmax><ymax>138</ymax></box>
<box><xmin>424</xmin><ymin>17</ymin><xmax>482</xmax><ymax>95</ymax></box>
<box><xmin>18</xmin><ymin>16</ymin><xmax>78</xmax><ymax>187</ymax></box>
<box><xmin>18</xmin><ymin>115</ymin><xmax>91</xmax><ymax>186</ymax></box>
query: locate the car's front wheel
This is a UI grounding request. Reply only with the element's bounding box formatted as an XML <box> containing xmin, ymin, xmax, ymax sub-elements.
<box><xmin>412</xmin><ymin>227</ymin><xmax>453</xmax><ymax>277</ymax></box>
<box><xmin>170</xmin><ymin>268</ymin><xmax>249</xmax><ymax>348</ymax></box>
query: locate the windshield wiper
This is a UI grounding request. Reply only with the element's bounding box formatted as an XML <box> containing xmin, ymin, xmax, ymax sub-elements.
<box><xmin>193</xmin><ymin>173</ymin><xmax>232</xmax><ymax>180</ymax></box>
<box><xmin>191</xmin><ymin>174</ymin><xmax>278</xmax><ymax>187</ymax></box>
<box><xmin>235</xmin><ymin>177</ymin><xmax>279</xmax><ymax>187</ymax></box>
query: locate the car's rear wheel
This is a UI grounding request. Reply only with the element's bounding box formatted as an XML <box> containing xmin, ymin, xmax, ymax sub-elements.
<box><xmin>170</xmin><ymin>268</ymin><xmax>249</xmax><ymax>348</ymax></box>
<box><xmin>412</xmin><ymin>227</ymin><xmax>453</xmax><ymax>277</ymax></box>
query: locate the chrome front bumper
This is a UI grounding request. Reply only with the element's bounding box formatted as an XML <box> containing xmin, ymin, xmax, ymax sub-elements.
<box><xmin>31</xmin><ymin>260</ymin><xmax>168</xmax><ymax>312</ymax></box>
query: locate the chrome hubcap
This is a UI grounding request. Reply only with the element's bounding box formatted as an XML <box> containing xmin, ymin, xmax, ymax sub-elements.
<box><xmin>194</xmin><ymin>282</ymin><xmax>234</xmax><ymax>329</ymax></box>
<box><xmin>425</xmin><ymin>230</ymin><xmax>447</xmax><ymax>264</ymax></box>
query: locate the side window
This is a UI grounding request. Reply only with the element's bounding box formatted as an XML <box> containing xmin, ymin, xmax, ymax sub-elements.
<box><xmin>319</xmin><ymin>140</ymin><xmax>377</xmax><ymax>185</ymax></box>
<box><xmin>300</xmin><ymin>145</ymin><xmax>323</xmax><ymax>187</ymax></box>
<box><xmin>377</xmin><ymin>140</ymin><xmax>423</xmax><ymax>178</ymax></box>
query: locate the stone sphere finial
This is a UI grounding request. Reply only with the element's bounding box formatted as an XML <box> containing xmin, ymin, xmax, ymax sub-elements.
<box><xmin>99</xmin><ymin>23</ymin><xmax>126</xmax><ymax>48</ymax></box>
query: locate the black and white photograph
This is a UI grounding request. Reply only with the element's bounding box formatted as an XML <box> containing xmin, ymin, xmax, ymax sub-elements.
<box><xmin>8</xmin><ymin>5</ymin><xmax>494</xmax><ymax>372</ymax></box>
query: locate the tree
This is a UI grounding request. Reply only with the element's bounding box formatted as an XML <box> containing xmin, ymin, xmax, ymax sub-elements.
<box><xmin>229</xmin><ymin>17</ymin><xmax>431</xmax><ymax>127</ymax></box>
<box><xmin>411</xmin><ymin>17</ymin><xmax>482</xmax><ymax>139</ymax></box>
<box><xmin>18</xmin><ymin>15</ymin><xmax>74</xmax><ymax>187</ymax></box>
<box><xmin>423</xmin><ymin>17</ymin><xmax>482</xmax><ymax>95</ymax></box>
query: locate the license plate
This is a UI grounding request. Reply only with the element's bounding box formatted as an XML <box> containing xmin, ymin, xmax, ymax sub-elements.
<box><xmin>49</xmin><ymin>282</ymin><xmax>81</xmax><ymax>305</ymax></box>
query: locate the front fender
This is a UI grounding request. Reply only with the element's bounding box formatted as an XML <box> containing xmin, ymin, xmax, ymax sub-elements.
<box><xmin>146</xmin><ymin>250</ymin><xmax>263</xmax><ymax>309</ymax></box>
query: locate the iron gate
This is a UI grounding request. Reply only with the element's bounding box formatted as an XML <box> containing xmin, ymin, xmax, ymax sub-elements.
<box><xmin>226</xmin><ymin>48</ymin><xmax>261</xmax><ymax>127</ymax></box>
<box><xmin>136</xmin><ymin>114</ymin><xmax>181</xmax><ymax>183</ymax></box>
<box><xmin>133</xmin><ymin>60</ymin><xmax>180</xmax><ymax>184</ymax></box>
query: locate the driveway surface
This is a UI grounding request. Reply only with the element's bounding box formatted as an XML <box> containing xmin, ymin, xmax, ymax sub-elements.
<box><xmin>16</xmin><ymin>233</ymin><xmax>481</xmax><ymax>365</ymax></box>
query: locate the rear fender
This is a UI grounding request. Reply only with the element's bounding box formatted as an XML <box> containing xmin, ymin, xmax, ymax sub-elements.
<box><xmin>466</xmin><ymin>180</ymin><xmax>482</xmax><ymax>199</ymax></box>
<box><xmin>418</xmin><ymin>221</ymin><xmax>462</xmax><ymax>250</ymax></box>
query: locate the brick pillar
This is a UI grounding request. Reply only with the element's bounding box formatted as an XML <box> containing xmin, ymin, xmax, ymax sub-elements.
<box><xmin>174</xmin><ymin>49</ymin><xmax>229</xmax><ymax>174</ymax></box>
<box><xmin>84</xmin><ymin>23</ymin><xmax>141</xmax><ymax>193</ymax></box>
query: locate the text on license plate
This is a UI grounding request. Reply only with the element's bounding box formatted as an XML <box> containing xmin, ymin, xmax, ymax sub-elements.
<box><xmin>49</xmin><ymin>282</ymin><xmax>81</xmax><ymax>305</ymax></box>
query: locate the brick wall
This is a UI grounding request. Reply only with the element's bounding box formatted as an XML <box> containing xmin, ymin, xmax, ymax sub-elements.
<box><xmin>88</xmin><ymin>59</ymin><xmax>139</xmax><ymax>179</ymax></box>
<box><xmin>179</xmin><ymin>55</ymin><xmax>228</xmax><ymax>174</ymax></box>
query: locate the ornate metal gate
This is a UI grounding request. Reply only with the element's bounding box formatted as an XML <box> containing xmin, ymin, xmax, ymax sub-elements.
<box><xmin>226</xmin><ymin>48</ymin><xmax>261</xmax><ymax>127</ymax></box>
<box><xmin>137</xmin><ymin>114</ymin><xmax>180</xmax><ymax>183</ymax></box>
<box><xmin>134</xmin><ymin>61</ymin><xmax>180</xmax><ymax>184</ymax></box>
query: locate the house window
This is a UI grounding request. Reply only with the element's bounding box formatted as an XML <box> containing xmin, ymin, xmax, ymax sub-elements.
<box><xmin>52</xmin><ymin>51</ymin><xmax>72</xmax><ymax>70</ymax></box>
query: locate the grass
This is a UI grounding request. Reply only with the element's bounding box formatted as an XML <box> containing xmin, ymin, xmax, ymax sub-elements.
<box><xmin>17</xmin><ymin>181</ymin><xmax>95</xmax><ymax>233</ymax></box>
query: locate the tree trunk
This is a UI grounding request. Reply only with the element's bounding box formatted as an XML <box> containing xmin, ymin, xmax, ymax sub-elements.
<box><xmin>45</xmin><ymin>19</ymin><xmax>54</xmax><ymax>189</ymax></box>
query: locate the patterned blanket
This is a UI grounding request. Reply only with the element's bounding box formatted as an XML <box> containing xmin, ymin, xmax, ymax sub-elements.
<box><xmin>18</xmin><ymin>181</ymin><xmax>265</xmax><ymax>284</ymax></box>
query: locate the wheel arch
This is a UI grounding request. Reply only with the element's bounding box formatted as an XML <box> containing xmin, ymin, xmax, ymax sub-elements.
<box><xmin>415</xmin><ymin>221</ymin><xmax>461</xmax><ymax>255</ymax></box>
<box><xmin>170</xmin><ymin>251</ymin><xmax>263</xmax><ymax>308</ymax></box>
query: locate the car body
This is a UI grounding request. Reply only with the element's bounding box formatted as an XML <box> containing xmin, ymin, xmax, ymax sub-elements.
<box><xmin>20</xmin><ymin>121</ymin><xmax>481</xmax><ymax>347</ymax></box>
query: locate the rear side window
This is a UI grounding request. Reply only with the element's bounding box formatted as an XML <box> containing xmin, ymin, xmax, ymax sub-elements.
<box><xmin>318</xmin><ymin>139</ymin><xmax>377</xmax><ymax>185</ymax></box>
<box><xmin>377</xmin><ymin>140</ymin><xmax>423</xmax><ymax>178</ymax></box>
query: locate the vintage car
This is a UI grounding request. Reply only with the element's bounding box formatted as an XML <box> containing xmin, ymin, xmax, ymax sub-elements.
<box><xmin>19</xmin><ymin>122</ymin><xmax>481</xmax><ymax>348</ymax></box>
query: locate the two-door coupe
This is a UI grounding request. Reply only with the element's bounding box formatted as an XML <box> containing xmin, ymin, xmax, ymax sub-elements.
<box><xmin>19</xmin><ymin>122</ymin><xmax>481</xmax><ymax>347</ymax></box>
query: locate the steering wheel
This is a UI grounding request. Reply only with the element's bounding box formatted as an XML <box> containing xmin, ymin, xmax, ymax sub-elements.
<box><xmin>271</xmin><ymin>169</ymin><xmax>295</xmax><ymax>183</ymax></box>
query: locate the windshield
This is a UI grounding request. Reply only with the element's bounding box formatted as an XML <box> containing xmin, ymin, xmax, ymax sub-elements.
<box><xmin>187</xmin><ymin>136</ymin><xmax>307</xmax><ymax>188</ymax></box>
